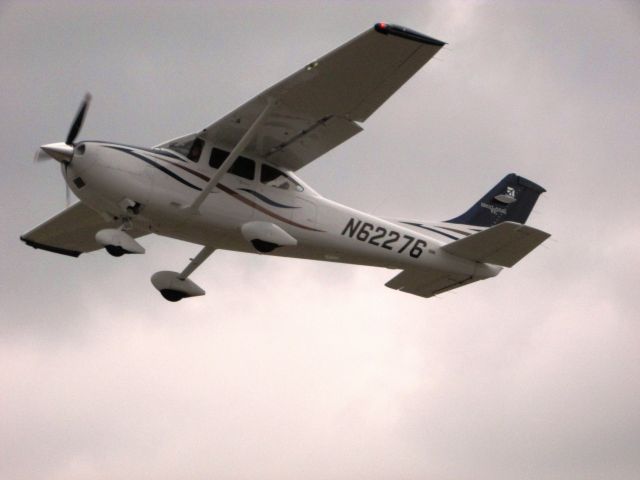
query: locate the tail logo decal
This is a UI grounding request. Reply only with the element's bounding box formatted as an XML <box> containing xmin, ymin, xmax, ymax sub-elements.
<box><xmin>480</xmin><ymin>202</ymin><xmax>508</xmax><ymax>215</ymax></box>
<box><xmin>494</xmin><ymin>186</ymin><xmax>517</xmax><ymax>204</ymax></box>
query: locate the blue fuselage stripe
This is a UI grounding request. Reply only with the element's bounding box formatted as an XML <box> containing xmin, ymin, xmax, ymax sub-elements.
<box><xmin>104</xmin><ymin>145</ymin><xmax>299</xmax><ymax>211</ymax></box>
<box><xmin>237</xmin><ymin>188</ymin><xmax>298</xmax><ymax>209</ymax></box>
<box><xmin>105</xmin><ymin>146</ymin><xmax>202</xmax><ymax>191</ymax></box>
<box><xmin>400</xmin><ymin>222</ymin><xmax>459</xmax><ymax>240</ymax></box>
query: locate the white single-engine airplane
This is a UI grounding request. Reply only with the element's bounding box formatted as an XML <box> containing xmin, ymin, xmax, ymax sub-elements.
<box><xmin>22</xmin><ymin>23</ymin><xmax>550</xmax><ymax>302</ymax></box>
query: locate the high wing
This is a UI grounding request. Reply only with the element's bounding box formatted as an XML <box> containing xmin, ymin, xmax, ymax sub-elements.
<box><xmin>158</xmin><ymin>23</ymin><xmax>445</xmax><ymax>171</ymax></box>
<box><xmin>21</xmin><ymin>202</ymin><xmax>149</xmax><ymax>257</ymax></box>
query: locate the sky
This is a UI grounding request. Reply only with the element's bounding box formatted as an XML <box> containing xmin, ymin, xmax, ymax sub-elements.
<box><xmin>1</xmin><ymin>1</ymin><xmax>639</xmax><ymax>479</ymax></box>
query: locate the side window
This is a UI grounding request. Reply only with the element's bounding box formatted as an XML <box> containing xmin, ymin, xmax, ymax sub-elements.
<box><xmin>209</xmin><ymin>148</ymin><xmax>255</xmax><ymax>181</ymax></box>
<box><xmin>261</xmin><ymin>164</ymin><xmax>304</xmax><ymax>192</ymax></box>
<box><xmin>230</xmin><ymin>157</ymin><xmax>255</xmax><ymax>180</ymax></box>
<box><xmin>168</xmin><ymin>136</ymin><xmax>201</xmax><ymax>159</ymax></box>
<box><xmin>209</xmin><ymin>148</ymin><xmax>226</xmax><ymax>168</ymax></box>
<box><xmin>186</xmin><ymin>138</ymin><xmax>204</xmax><ymax>162</ymax></box>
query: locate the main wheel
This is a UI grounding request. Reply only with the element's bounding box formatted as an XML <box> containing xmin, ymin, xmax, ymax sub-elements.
<box><xmin>160</xmin><ymin>289</ymin><xmax>187</xmax><ymax>302</ymax></box>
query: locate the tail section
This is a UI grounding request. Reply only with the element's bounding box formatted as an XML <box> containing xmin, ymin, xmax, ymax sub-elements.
<box><xmin>386</xmin><ymin>174</ymin><xmax>549</xmax><ymax>300</ymax></box>
<box><xmin>447</xmin><ymin>173</ymin><xmax>545</xmax><ymax>227</ymax></box>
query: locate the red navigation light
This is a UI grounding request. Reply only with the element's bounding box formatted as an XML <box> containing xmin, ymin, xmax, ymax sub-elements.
<box><xmin>375</xmin><ymin>22</ymin><xmax>389</xmax><ymax>34</ymax></box>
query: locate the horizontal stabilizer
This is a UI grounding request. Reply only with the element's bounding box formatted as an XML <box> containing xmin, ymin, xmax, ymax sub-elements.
<box><xmin>441</xmin><ymin>221</ymin><xmax>550</xmax><ymax>267</ymax></box>
<box><xmin>385</xmin><ymin>268</ymin><xmax>480</xmax><ymax>299</ymax></box>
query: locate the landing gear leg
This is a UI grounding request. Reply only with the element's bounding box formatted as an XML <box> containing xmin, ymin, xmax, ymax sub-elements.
<box><xmin>151</xmin><ymin>246</ymin><xmax>215</xmax><ymax>302</ymax></box>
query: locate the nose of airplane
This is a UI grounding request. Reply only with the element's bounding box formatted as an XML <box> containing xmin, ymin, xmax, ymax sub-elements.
<box><xmin>39</xmin><ymin>142</ymin><xmax>74</xmax><ymax>163</ymax></box>
<box><xmin>35</xmin><ymin>93</ymin><xmax>92</xmax><ymax>164</ymax></box>
<box><xmin>64</xmin><ymin>142</ymin><xmax>96</xmax><ymax>175</ymax></box>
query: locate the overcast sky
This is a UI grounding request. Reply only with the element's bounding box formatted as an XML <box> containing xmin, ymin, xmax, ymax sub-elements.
<box><xmin>1</xmin><ymin>1</ymin><xmax>639</xmax><ymax>479</ymax></box>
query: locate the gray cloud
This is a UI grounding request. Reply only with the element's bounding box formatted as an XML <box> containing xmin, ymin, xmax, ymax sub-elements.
<box><xmin>1</xmin><ymin>1</ymin><xmax>639</xmax><ymax>479</ymax></box>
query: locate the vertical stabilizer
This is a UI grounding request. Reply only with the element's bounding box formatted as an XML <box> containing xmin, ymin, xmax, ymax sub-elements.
<box><xmin>447</xmin><ymin>173</ymin><xmax>545</xmax><ymax>227</ymax></box>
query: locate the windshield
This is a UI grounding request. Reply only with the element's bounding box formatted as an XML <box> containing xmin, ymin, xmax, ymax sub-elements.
<box><xmin>261</xmin><ymin>163</ymin><xmax>318</xmax><ymax>196</ymax></box>
<box><xmin>166</xmin><ymin>135</ymin><xmax>204</xmax><ymax>162</ymax></box>
<box><xmin>261</xmin><ymin>164</ymin><xmax>304</xmax><ymax>192</ymax></box>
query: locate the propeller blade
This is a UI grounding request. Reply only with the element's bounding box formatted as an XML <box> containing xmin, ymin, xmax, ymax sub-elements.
<box><xmin>65</xmin><ymin>92</ymin><xmax>92</xmax><ymax>145</ymax></box>
<box><xmin>34</xmin><ymin>149</ymin><xmax>50</xmax><ymax>162</ymax></box>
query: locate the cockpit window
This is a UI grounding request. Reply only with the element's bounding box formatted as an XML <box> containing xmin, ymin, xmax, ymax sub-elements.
<box><xmin>261</xmin><ymin>164</ymin><xmax>304</xmax><ymax>192</ymax></box>
<box><xmin>167</xmin><ymin>136</ymin><xmax>204</xmax><ymax>162</ymax></box>
<box><xmin>187</xmin><ymin>138</ymin><xmax>204</xmax><ymax>162</ymax></box>
<box><xmin>209</xmin><ymin>148</ymin><xmax>255</xmax><ymax>180</ymax></box>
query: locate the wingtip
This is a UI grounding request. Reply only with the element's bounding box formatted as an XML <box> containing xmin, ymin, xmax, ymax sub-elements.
<box><xmin>20</xmin><ymin>236</ymin><xmax>82</xmax><ymax>257</ymax></box>
<box><xmin>374</xmin><ymin>23</ymin><xmax>446</xmax><ymax>47</ymax></box>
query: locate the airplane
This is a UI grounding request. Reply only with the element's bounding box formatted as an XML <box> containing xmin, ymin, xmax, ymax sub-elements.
<box><xmin>22</xmin><ymin>23</ymin><xmax>550</xmax><ymax>302</ymax></box>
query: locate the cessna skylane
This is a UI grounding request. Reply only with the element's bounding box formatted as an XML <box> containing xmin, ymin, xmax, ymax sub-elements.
<box><xmin>22</xmin><ymin>23</ymin><xmax>550</xmax><ymax>302</ymax></box>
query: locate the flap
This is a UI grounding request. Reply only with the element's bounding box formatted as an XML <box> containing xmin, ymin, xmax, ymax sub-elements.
<box><xmin>441</xmin><ymin>221</ymin><xmax>550</xmax><ymax>267</ymax></box>
<box><xmin>21</xmin><ymin>202</ymin><xmax>149</xmax><ymax>257</ymax></box>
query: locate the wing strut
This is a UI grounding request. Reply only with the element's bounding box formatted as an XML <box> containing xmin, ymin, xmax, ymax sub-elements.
<box><xmin>186</xmin><ymin>98</ymin><xmax>275</xmax><ymax>213</ymax></box>
<box><xmin>179</xmin><ymin>246</ymin><xmax>215</xmax><ymax>280</ymax></box>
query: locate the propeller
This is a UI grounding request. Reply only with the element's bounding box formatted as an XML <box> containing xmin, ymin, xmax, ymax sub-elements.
<box><xmin>66</xmin><ymin>92</ymin><xmax>91</xmax><ymax>145</ymax></box>
<box><xmin>36</xmin><ymin>93</ymin><xmax>92</xmax><ymax>164</ymax></box>
<box><xmin>33</xmin><ymin>149</ymin><xmax>50</xmax><ymax>162</ymax></box>
<box><xmin>35</xmin><ymin>93</ymin><xmax>92</xmax><ymax>206</ymax></box>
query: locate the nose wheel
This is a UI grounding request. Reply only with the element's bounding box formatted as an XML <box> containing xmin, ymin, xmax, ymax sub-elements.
<box><xmin>96</xmin><ymin>219</ymin><xmax>146</xmax><ymax>257</ymax></box>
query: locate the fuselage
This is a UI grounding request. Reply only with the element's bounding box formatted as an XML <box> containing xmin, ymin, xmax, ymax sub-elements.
<box><xmin>65</xmin><ymin>141</ymin><xmax>498</xmax><ymax>280</ymax></box>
